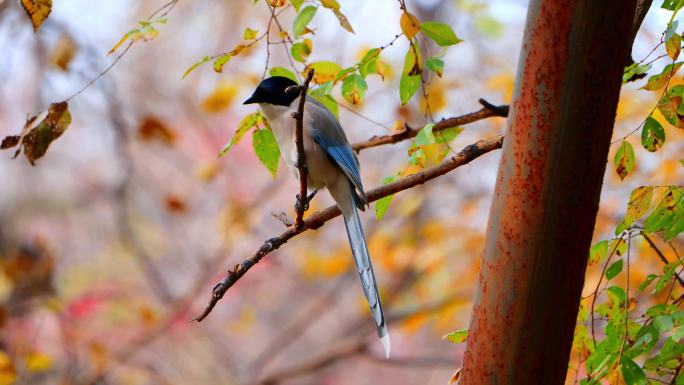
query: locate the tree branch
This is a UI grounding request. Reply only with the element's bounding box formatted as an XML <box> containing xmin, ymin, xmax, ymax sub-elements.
<box><xmin>351</xmin><ymin>98</ymin><xmax>508</xmax><ymax>152</ymax></box>
<box><xmin>289</xmin><ymin>69</ymin><xmax>314</xmax><ymax>230</ymax></box>
<box><xmin>194</xmin><ymin>135</ymin><xmax>504</xmax><ymax>321</ymax></box>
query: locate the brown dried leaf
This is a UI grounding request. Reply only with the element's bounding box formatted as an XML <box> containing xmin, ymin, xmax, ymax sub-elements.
<box><xmin>50</xmin><ymin>35</ymin><xmax>77</xmax><ymax>71</ymax></box>
<box><xmin>448</xmin><ymin>368</ymin><xmax>462</xmax><ymax>384</ymax></box>
<box><xmin>164</xmin><ymin>195</ymin><xmax>187</xmax><ymax>213</ymax></box>
<box><xmin>21</xmin><ymin>0</ymin><xmax>52</xmax><ymax>31</ymax></box>
<box><xmin>0</xmin><ymin>136</ymin><xmax>20</xmax><ymax>149</ymax></box>
<box><xmin>19</xmin><ymin>102</ymin><xmax>71</xmax><ymax>165</ymax></box>
<box><xmin>137</xmin><ymin>116</ymin><xmax>176</xmax><ymax>145</ymax></box>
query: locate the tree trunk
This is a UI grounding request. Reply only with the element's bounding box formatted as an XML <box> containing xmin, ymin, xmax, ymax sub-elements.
<box><xmin>461</xmin><ymin>1</ymin><xmax>637</xmax><ymax>384</ymax></box>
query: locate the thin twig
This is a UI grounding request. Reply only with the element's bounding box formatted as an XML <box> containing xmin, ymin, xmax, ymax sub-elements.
<box><xmin>194</xmin><ymin>135</ymin><xmax>504</xmax><ymax>322</ymax></box>
<box><xmin>352</xmin><ymin>99</ymin><xmax>508</xmax><ymax>152</ymax></box>
<box><xmin>292</xmin><ymin>69</ymin><xmax>315</xmax><ymax>229</ymax></box>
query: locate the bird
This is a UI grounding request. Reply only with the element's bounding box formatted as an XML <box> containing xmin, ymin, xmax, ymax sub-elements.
<box><xmin>244</xmin><ymin>76</ymin><xmax>390</xmax><ymax>358</ymax></box>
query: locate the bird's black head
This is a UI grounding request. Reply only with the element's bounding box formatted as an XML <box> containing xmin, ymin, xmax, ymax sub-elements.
<box><xmin>243</xmin><ymin>76</ymin><xmax>299</xmax><ymax>106</ymax></box>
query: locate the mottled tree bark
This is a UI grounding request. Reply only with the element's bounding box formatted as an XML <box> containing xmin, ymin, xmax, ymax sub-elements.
<box><xmin>461</xmin><ymin>1</ymin><xmax>638</xmax><ymax>384</ymax></box>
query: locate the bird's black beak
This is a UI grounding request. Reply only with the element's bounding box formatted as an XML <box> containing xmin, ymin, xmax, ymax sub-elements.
<box><xmin>243</xmin><ymin>91</ymin><xmax>261</xmax><ymax>105</ymax></box>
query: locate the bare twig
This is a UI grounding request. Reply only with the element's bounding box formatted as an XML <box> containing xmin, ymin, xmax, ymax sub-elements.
<box><xmin>351</xmin><ymin>99</ymin><xmax>508</xmax><ymax>152</ymax></box>
<box><xmin>194</xmin><ymin>135</ymin><xmax>504</xmax><ymax>321</ymax></box>
<box><xmin>291</xmin><ymin>69</ymin><xmax>315</xmax><ymax>230</ymax></box>
<box><xmin>254</xmin><ymin>294</ymin><xmax>464</xmax><ymax>384</ymax></box>
<box><xmin>256</xmin><ymin>338</ymin><xmax>367</xmax><ymax>385</ymax></box>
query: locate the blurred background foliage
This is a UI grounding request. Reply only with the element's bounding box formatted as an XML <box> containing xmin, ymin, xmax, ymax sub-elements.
<box><xmin>0</xmin><ymin>0</ymin><xmax>681</xmax><ymax>384</ymax></box>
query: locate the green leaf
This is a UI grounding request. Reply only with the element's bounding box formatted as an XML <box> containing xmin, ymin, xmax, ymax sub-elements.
<box><xmin>589</xmin><ymin>240</ymin><xmax>609</xmax><ymax>265</ymax></box>
<box><xmin>359</xmin><ymin>48</ymin><xmax>381</xmax><ymax>78</ymax></box>
<box><xmin>606</xmin><ymin>259</ymin><xmax>623</xmax><ymax>280</ymax></box>
<box><xmin>407</xmin><ymin>146</ymin><xmax>425</xmax><ymax>166</ymax></box>
<box><xmin>341</xmin><ymin>74</ymin><xmax>367</xmax><ymax>104</ymax></box>
<box><xmin>434</xmin><ymin>126</ymin><xmax>462</xmax><ymax>144</ymax></box>
<box><xmin>644</xmin><ymin>187</ymin><xmax>684</xmax><ymax>236</ymax></box>
<box><xmin>400</xmin><ymin>45</ymin><xmax>422</xmax><ymax>105</ymax></box>
<box><xmin>415</xmin><ymin>124</ymin><xmax>436</xmax><ymax>146</ymax></box>
<box><xmin>310</xmin><ymin>82</ymin><xmax>338</xmax><ymax>117</ymax></box>
<box><xmin>628</xmin><ymin>324</ymin><xmax>659</xmax><ymax>357</ymax></box>
<box><xmin>638</xmin><ymin>274</ymin><xmax>658</xmax><ymax>292</ymax></box>
<box><xmin>643</xmin><ymin>62</ymin><xmax>684</xmax><ymax>91</ymax></box>
<box><xmin>667</xmin><ymin>33</ymin><xmax>682</xmax><ymax>60</ymax></box>
<box><xmin>403</xmin><ymin>42</ymin><xmax>422</xmax><ymax>76</ymax></box>
<box><xmin>641</xmin><ymin>117</ymin><xmax>666</xmax><ymax>152</ymax></box>
<box><xmin>213</xmin><ymin>53</ymin><xmax>232</xmax><ymax>73</ymax></box>
<box><xmin>607</xmin><ymin>286</ymin><xmax>626</xmax><ymax>305</ymax></box>
<box><xmin>182</xmin><ymin>56</ymin><xmax>210</xmax><ymax>79</ymax></box>
<box><xmin>654</xmin><ymin>315</ymin><xmax>674</xmax><ymax>333</ymax></box>
<box><xmin>620</xmin><ymin>357</ymin><xmax>648</xmax><ymax>385</ymax></box>
<box><xmin>654</xmin><ymin>262</ymin><xmax>678</xmax><ymax>294</ymax></box>
<box><xmin>269</xmin><ymin>66</ymin><xmax>298</xmax><ymax>82</ymax></box>
<box><xmin>474</xmin><ymin>15</ymin><xmax>503</xmax><ymax>38</ymax></box>
<box><xmin>662</xmin><ymin>0</ymin><xmax>684</xmax><ymax>11</ymax></box>
<box><xmin>419</xmin><ymin>21</ymin><xmax>463</xmax><ymax>47</ymax></box>
<box><xmin>243</xmin><ymin>27</ymin><xmax>258</xmax><ymax>40</ymax></box>
<box><xmin>219</xmin><ymin>112</ymin><xmax>261</xmax><ymax>156</ymax></box>
<box><xmin>375</xmin><ymin>175</ymin><xmax>397</xmax><ymax>221</ymax></box>
<box><xmin>625</xmin><ymin>186</ymin><xmax>653</xmax><ymax>226</ymax></box>
<box><xmin>331</xmin><ymin>8</ymin><xmax>354</xmax><ymax>33</ymax></box>
<box><xmin>291</xmin><ymin>0</ymin><xmax>304</xmax><ymax>12</ymax></box>
<box><xmin>400</xmin><ymin>74</ymin><xmax>420</xmax><ymax>105</ymax></box>
<box><xmin>614</xmin><ymin>141</ymin><xmax>635</xmax><ymax>180</ymax></box>
<box><xmin>610</xmin><ymin>238</ymin><xmax>627</xmax><ymax>256</ymax></box>
<box><xmin>426</xmin><ymin>57</ymin><xmax>444</xmax><ymax>77</ymax></box>
<box><xmin>293</xmin><ymin>6</ymin><xmax>317</xmax><ymax>39</ymax></box>
<box><xmin>658</xmin><ymin>85</ymin><xmax>684</xmax><ymax>127</ymax></box>
<box><xmin>442</xmin><ymin>329</ymin><xmax>468</xmax><ymax>344</ymax></box>
<box><xmin>252</xmin><ymin>128</ymin><xmax>280</xmax><ymax>177</ymax></box>
<box><xmin>672</xmin><ymin>325</ymin><xmax>684</xmax><ymax>342</ymax></box>
<box><xmin>291</xmin><ymin>39</ymin><xmax>312</xmax><ymax>63</ymax></box>
<box><xmin>623</xmin><ymin>63</ymin><xmax>651</xmax><ymax>83</ymax></box>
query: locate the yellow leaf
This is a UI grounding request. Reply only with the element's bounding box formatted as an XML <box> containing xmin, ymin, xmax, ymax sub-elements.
<box><xmin>201</xmin><ymin>82</ymin><xmax>238</xmax><ymax>113</ymax></box>
<box><xmin>108</xmin><ymin>29</ymin><xmax>138</xmax><ymax>55</ymax></box>
<box><xmin>625</xmin><ymin>186</ymin><xmax>653</xmax><ymax>226</ymax></box>
<box><xmin>24</xmin><ymin>352</ymin><xmax>52</xmax><ymax>372</ymax></box>
<box><xmin>486</xmin><ymin>71</ymin><xmax>515</xmax><ymax>102</ymax></box>
<box><xmin>21</xmin><ymin>0</ymin><xmax>51</xmax><ymax>31</ymax></box>
<box><xmin>243</xmin><ymin>27</ymin><xmax>258</xmax><ymax>40</ymax></box>
<box><xmin>300</xmin><ymin>249</ymin><xmax>351</xmax><ymax>278</ymax></box>
<box><xmin>304</xmin><ymin>61</ymin><xmax>343</xmax><ymax>84</ymax></box>
<box><xmin>195</xmin><ymin>161</ymin><xmax>221</xmax><ymax>182</ymax></box>
<box><xmin>401</xmin><ymin>312</ymin><xmax>428</xmax><ymax>334</ymax></box>
<box><xmin>269</xmin><ymin>0</ymin><xmax>286</xmax><ymax>7</ymax></box>
<box><xmin>420</xmin><ymin>81</ymin><xmax>447</xmax><ymax>113</ymax></box>
<box><xmin>89</xmin><ymin>343</ymin><xmax>108</xmax><ymax>374</ymax></box>
<box><xmin>108</xmin><ymin>26</ymin><xmax>159</xmax><ymax>55</ymax></box>
<box><xmin>139</xmin><ymin>305</ymin><xmax>158</xmax><ymax>326</ymax></box>
<box><xmin>319</xmin><ymin>0</ymin><xmax>340</xmax><ymax>10</ymax></box>
<box><xmin>400</xmin><ymin>12</ymin><xmax>420</xmax><ymax>39</ymax></box>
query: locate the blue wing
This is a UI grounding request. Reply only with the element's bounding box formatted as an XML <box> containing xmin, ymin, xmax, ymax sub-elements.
<box><xmin>307</xmin><ymin>98</ymin><xmax>368</xmax><ymax>207</ymax></box>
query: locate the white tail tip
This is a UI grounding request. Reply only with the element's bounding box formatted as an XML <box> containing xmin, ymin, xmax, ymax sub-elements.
<box><xmin>380</xmin><ymin>333</ymin><xmax>391</xmax><ymax>359</ymax></box>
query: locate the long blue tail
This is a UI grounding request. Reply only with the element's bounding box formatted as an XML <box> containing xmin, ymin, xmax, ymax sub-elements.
<box><xmin>342</xmin><ymin>191</ymin><xmax>390</xmax><ymax>357</ymax></box>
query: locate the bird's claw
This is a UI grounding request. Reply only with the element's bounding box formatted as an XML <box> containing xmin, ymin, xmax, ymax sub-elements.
<box><xmin>294</xmin><ymin>194</ymin><xmax>310</xmax><ymax>213</ymax></box>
